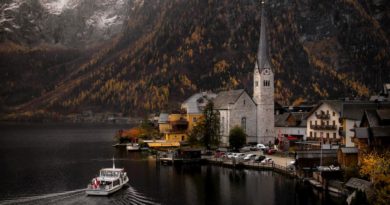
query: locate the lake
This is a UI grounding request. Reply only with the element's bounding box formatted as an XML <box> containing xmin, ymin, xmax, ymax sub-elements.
<box><xmin>0</xmin><ymin>123</ymin><xmax>346</xmax><ymax>205</ymax></box>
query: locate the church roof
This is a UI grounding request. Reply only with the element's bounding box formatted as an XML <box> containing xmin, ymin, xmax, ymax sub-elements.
<box><xmin>255</xmin><ymin>2</ymin><xmax>271</xmax><ymax>71</ymax></box>
<box><xmin>181</xmin><ymin>92</ymin><xmax>217</xmax><ymax>114</ymax></box>
<box><xmin>213</xmin><ymin>89</ymin><xmax>245</xmax><ymax>109</ymax></box>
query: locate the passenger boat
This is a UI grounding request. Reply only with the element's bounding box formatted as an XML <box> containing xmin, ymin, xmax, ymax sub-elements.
<box><xmin>126</xmin><ymin>143</ymin><xmax>140</xmax><ymax>151</ymax></box>
<box><xmin>86</xmin><ymin>158</ymin><xmax>129</xmax><ymax>196</ymax></box>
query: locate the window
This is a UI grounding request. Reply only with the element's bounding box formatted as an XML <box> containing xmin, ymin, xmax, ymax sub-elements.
<box><xmin>310</xmin><ymin>120</ymin><xmax>312</xmax><ymax>126</ymax></box>
<box><xmin>326</xmin><ymin>110</ymin><xmax>329</xmax><ymax>115</ymax></box>
<box><xmin>326</xmin><ymin>133</ymin><xmax>329</xmax><ymax>138</ymax></box>
<box><xmin>255</xmin><ymin>81</ymin><xmax>258</xmax><ymax>87</ymax></box>
<box><xmin>310</xmin><ymin>131</ymin><xmax>312</xmax><ymax>137</ymax></box>
<box><xmin>333</xmin><ymin>133</ymin><xmax>336</xmax><ymax>139</ymax></box>
<box><xmin>241</xmin><ymin>117</ymin><xmax>246</xmax><ymax>132</ymax></box>
<box><xmin>315</xmin><ymin>120</ymin><xmax>317</xmax><ymax>125</ymax></box>
<box><xmin>221</xmin><ymin>117</ymin><xmax>225</xmax><ymax>133</ymax></box>
<box><xmin>263</xmin><ymin>80</ymin><xmax>270</xmax><ymax>87</ymax></box>
<box><xmin>314</xmin><ymin>132</ymin><xmax>317</xmax><ymax>138</ymax></box>
<box><xmin>243</xmin><ymin>100</ymin><xmax>246</xmax><ymax>105</ymax></box>
<box><xmin>182</xmin><ymin>136</ymin><xmax>185</xmax><ymax>141</ymax></box>
<box><xmin>333</xmin><ymin>112</ymin><xmax>335</xmax><ymax>116</ymax></box>
<box><xmin>326</xmin><ymin>121</ymin><xmax>329</xmax><ymax>125</ymax></box>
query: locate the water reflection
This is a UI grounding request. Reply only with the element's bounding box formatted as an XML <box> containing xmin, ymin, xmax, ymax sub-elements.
<box><xmin>0</xmin><ymin>124</ymin><xmax>346</xmax><ymax>205</ymax></box>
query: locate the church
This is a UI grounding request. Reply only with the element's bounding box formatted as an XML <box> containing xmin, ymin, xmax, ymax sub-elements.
<box><xmin>213</xmin><ymin>3</ymin><xmax>275</xmax><ymax>146</ymax></box>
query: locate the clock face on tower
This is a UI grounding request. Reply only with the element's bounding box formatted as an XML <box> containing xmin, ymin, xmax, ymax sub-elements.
<box><xmin>262</xmin><ymin>69</ymin><xmax>271</xmax><ymax>75</ymax></box>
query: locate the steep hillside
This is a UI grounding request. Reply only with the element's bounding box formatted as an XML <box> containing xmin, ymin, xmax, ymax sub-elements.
<box><xmin>1</xmin><ymin>0</ymin><xmax>389</xmax><ymax>120</ymax></box>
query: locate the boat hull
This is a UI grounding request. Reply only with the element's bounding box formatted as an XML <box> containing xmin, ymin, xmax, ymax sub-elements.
<box><xmin>86</xmin><ymin>178</ymin><xmax>129</xmax><ymax>196</ymax></box>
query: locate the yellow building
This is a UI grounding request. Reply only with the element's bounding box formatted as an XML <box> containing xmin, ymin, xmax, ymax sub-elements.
<box><xmin>158</xmin><ymin>112</ymin><xmax>189</xmax><ymax>143</ymax></box>
<box><xmin>156</xmin><ymin>92</ymin><xmax>216</xmax><ymax>144</ymax></box>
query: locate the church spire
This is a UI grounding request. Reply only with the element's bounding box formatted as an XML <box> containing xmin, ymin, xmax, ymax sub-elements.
<box><xmin>256</xmin><ymin>1</ymin><xmax>271</xmax><ymax>70</ymax></box>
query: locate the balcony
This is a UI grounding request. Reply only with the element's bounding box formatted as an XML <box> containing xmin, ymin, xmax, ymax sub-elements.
<box><xmin>315</xmin><ymin>112</ymin><xmax>330</xmax><ymax>120</ymax></box>
<box><xmin>310</xmin><ymin>124</ymin><xmax>337</xmax><ymax>130</ymax></box>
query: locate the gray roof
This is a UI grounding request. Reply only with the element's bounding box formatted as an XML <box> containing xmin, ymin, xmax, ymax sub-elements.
<box><xmin>275</xmin><ymin>112</ymin><xmax>308</xmax><ymax>127</ymax></box>
<box><xmin>213</xmin><ymin>89</ymin><xmax>245</xmax><ymax>109</ymax></box>
<box><xmin>158</xmin><ymin>113</ymin><xmax>169</xmax><ymax>123</ymax></box>
<box><xmin>345</xmin><ymin>178</ymin><xmax>371</xmax><ymax>191</ymax></box>
<box><xmin>256</xmin><ymin>2</ymin><xmax>271</xmax><ymax>70</ymax></box>
<box><xmin>340</xmin><ymin>147</ymin><xmax>358</xmax><ymax>154</ymax></box>
<box><xmin>365</xmin><ymin>110</ymin><xmax>380</xmax><ymax>127</ymax></box>
<box><xmin>275</xmin><ymin>113</ymin><xmax>290</xmax><ymax>127</ymax></box>
<box><xmin>371</xmin><ymin>127</ymin><xmax>390</xmax><ymax>137</ymax></box>
<box><xmin>181</xmin><ymin>92</ymin><xmax>217</xmax><ymax>114</ymax></box>
<box><xmin>377</xmin><ymin>109</ymin><xmax>390</xmax><ymax>121</ymax></box>
<box><xmin>323</xmin><ymin>100</ymin><xmax>343</xmax><ymax>113</ymax></box>
<box><xmin>342</xmin><ymin>103</ymin><xmax>380</xmax><ymax>120</ymax></box>
<box><xmin>355</xmin><ymin>127</ymin><xmax>369</xmax><ymax>139</ymax></box>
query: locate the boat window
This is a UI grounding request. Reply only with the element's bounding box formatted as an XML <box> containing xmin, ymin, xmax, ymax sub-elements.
<box><xmin>113</xmin><ymin>179</ymin><xmax>120</xmax><ymax>186</ymax></box>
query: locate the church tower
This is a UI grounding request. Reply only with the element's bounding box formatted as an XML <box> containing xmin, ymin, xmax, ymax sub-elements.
<box><xmin>253</xmin><ymin>1</ymin><xmax>274</xmax><ymax>145</ymax></box>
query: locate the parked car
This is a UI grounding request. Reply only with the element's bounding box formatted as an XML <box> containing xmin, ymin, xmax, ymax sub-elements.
<box><xmin>240</xmin><ymin>146</ymin><xmax>251</xmax><ymax>152</ymax></box>
<box><xmin>253</xmin><ymin>155</ymin><xmax>266</xmax><ymax>162</ymax></box>
<box><xmin>226</xmin><ymin>152</ymin><xmax>236</xmax><ymax>159</ymax></box>
<box><xmin>250</xmin><ymin>146</ymin><xmax>259</xmax><ymax>151</ymax></box>
<box><xmin>260</xmin><ymin>157</ymin><xmax>273</xmax><ymax>164</ymax></box>
<box><xmin>243</xmin><ymin>154</ymin><xmax>257</xmax><ymax>161</ymax></box>
<box><xmin>287</xmin><ymin>160</ymin><xmax>295</xmax><ymax>171</ymax></box>
<box><xmin>256</xmin><ymin>144</ymin><xmax>267</xmax><ymax>149</ymax></box>
<box><xmin>215</xmin><ymin>152</ymin><xmax>225</xmax><ymax>158</ymax></box>
<box><xmin>266</xmin><ymin>148</ymin><xmax>277</xmax><ymax>155</ymax></box>
<box><xmin>234</xmin><ymin>153</ymin><xmax>246</xmax><ymax>159</ymax></box>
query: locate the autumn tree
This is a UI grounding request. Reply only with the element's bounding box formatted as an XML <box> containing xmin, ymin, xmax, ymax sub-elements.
<box><xmin>359</xmin><ymin>151</ymin><xmax>390</xmax><ymax>205</ymax></box>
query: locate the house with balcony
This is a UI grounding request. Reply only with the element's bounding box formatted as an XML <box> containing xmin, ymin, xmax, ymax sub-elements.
<box><xmin>306</xmin><ymin>100</ymin><xmax>342</xmax><ymax>147</ymax></box>
<box><xmin>158</xmin><ymin>111</ymin><xmax>189</xmax><ymax>143</ymax></box>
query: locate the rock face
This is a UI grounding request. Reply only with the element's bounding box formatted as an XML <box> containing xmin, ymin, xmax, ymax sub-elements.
<box><xmin>0</xmin><ymin>0</ymin><xmax>130</xmax><ymax>47</ymax></box>
<box><xmin>0</xmin><ymin>0</ymin><xmax>389</xmax><ymax>119</ymax></box>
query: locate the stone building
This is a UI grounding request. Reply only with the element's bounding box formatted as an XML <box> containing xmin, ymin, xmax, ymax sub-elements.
<box><xmin>213</xmin><ymin>90</ymin><xmax>257</xmax><ymax>146</ymax></box>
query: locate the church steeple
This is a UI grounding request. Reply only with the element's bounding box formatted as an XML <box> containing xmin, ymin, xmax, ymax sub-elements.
<box><xmin>253</xmin><ymin>0</ymin><xmax>274</xmax><ymax>145</ymax></box>
<box><xmin>256</xmin><ymin>1</ymin><xmax>271</xmax><ymax>70</ymax></box>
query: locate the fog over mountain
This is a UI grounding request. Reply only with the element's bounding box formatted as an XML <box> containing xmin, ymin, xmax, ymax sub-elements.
<box><xmin>0</xmin><ymin>0</ymin><xmax>389</xmax><ymax>120</ymax></box>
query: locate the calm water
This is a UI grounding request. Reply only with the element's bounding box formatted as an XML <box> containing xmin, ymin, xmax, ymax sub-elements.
<box><xmin>0</xmin><ymin>123</ymin><xmax>345</xmax><ymax>205</ymax></box>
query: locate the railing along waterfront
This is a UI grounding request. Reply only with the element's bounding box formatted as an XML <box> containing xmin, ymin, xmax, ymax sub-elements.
<box><xmin>207</xmin><ymin>157</ymin><xmax>296</xmax><ymax>177</ymax></box>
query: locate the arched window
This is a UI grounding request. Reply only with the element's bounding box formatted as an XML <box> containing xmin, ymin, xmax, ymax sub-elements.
<box><xmin>241</xmin><ymin>117</ymin><xmax>246</xmax><ymax>132</ymax></box>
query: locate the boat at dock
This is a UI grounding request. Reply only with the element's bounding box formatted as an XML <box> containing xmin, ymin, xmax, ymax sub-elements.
<box><xmin>126</xmin><ymin>143</ymin><xmax>140</xmax><ymax>151</ymax></box>
<box><xmin>86</xmin><ymin>158</ymin><xmax>129</xmax><ymax>196</ymax></box>
<box><xmin>308</xmin><ymin>179</ymin><xmax>323</xmax><ymax>189</ymax></box>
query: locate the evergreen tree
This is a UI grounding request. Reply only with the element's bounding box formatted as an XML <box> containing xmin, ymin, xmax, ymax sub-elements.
<box><xmin>202</xmin><ymin>101</ymin><xmax>220</xmax><ymax>149</ymax></box>
<box><xmin>188</xmin><ymin>101</ymin><xmax>220</xmax><ymax>149</ymax></box>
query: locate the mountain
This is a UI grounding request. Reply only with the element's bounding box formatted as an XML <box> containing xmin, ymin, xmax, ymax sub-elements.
<box><xmin>0</xmin><ymin>0</ymin><xmax>389</xmax><ymax>120</ymax></box>
<box><xmin>0</xmin><ymin>0</ymin><xmax>130</xmax><ymax>46</ymax></box>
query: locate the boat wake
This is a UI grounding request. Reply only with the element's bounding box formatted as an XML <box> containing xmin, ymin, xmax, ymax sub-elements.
<box><xmin>0</xmin><ymin>186</ymin><xmax>160</xmax><ymax>205</ymax></box>
<box><xmin>109</xmin><ymin>186</ymin><xmax>160</xmax><ymax>205</ymax></box>
<box><xmin>0</xmin><ymin>189</ymin><xmax>86</xmax><ymax>205</ymax></box>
